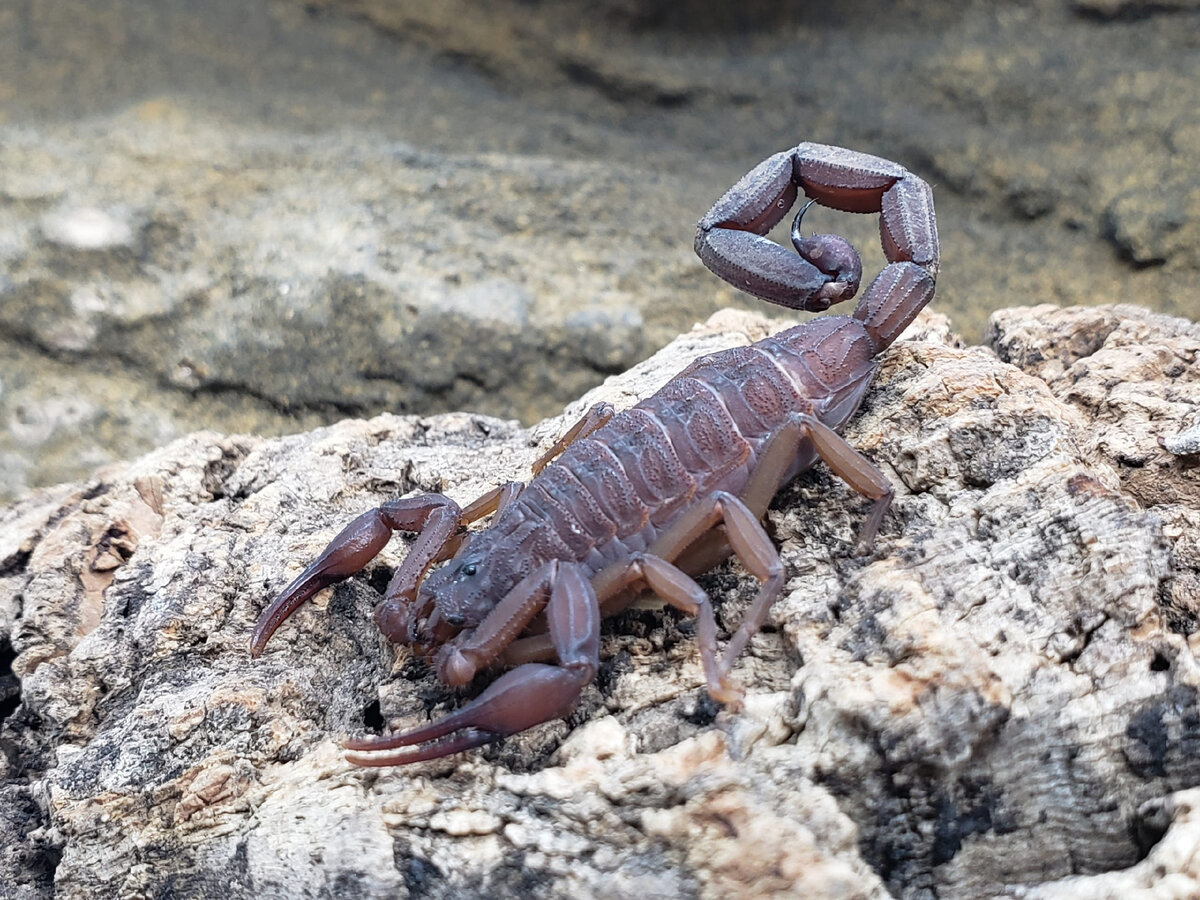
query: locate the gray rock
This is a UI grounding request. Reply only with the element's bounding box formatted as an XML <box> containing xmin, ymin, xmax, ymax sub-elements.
<box><xmin>1161</xmin><ymin>421</ymin><xmax>1200</xmax><ymax>457</ymax></box>
<box><xmin>1</xmin><ymin>305</ymin><xmax>1197</xmax><ymax>898</ymax></box>
<box><xmin>987</xmin><ymin>302</ymin><xmax>1200</xmax><ymax>641</ymax></box>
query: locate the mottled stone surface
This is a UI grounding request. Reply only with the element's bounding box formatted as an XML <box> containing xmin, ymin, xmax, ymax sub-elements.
<box><xmin>1</xmin><ymin>305</ymin><xmax>1196</xmax><ymax>898</ymax></box>
<box><xmin>987</xmin><ymin>304</ymin><xmax>1200</xmax><ymax>639</ymax></box>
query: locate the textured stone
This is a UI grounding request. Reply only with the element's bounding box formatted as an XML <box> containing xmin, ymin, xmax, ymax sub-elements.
<box><xmin>1</xmin><ymin>305</ymin><xmax>1197</xmax><ymax>898</ymax></box>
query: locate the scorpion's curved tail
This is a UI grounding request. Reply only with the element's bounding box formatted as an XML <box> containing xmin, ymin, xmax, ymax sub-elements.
<box><xmin>694</xmin><ymin>141</ymin><xmax>938</xmax><ymax>354</ymax></box>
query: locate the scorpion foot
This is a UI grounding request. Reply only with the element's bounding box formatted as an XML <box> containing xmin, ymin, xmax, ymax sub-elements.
<box><xmin>707</xmin><ymin>677</ymin><xmax>745</xmax><ymax>713</ymax></box>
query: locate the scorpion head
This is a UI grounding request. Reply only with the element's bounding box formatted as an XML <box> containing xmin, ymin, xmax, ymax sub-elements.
<box><xmin>374</xmin><ymin>532</ymin><xmax>502</xmax><ymax>654</ymax></box>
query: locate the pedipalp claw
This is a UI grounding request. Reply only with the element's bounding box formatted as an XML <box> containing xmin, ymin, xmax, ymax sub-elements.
<box><xmin>344</xmin><ymin>727</ymin><xmax>502</xmax><ymax>767</ymax></box>
<box><xmin>250</xmin><ymin>509</ymin><xmax>395</xmax><ymax>657</ymax></box>
<box><xmin>343</xmin><ymin>662</ymin><xmax>590</xmax><ymax>766</ymax></box>
<box><xmin>250</xmin><ymin>494</ymin><xmax>468</xmax><ymax>657</ymax></box>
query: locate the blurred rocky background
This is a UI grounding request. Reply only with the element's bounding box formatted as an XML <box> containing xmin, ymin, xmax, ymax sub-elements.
<box><xmin>0</xmin><ymin>0</ymin><xmax>1196</xmax><ymax>500</ymax></box>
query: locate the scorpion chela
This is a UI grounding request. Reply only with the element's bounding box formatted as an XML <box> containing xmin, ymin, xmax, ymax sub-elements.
<box><xmin>250</xmin><ymin>142</ymin><xmax>939</xmax><ymax>766</ymax></box>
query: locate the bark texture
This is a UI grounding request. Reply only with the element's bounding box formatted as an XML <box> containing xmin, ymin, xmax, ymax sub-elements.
<box><xmin>1</xmin><ymin>304</ymin><xmax>1196</xmax><ymax>899</ymax></box>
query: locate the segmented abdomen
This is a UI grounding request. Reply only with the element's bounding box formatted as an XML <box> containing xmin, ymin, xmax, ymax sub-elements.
<box><xmin>509</xmin><ymin>316</ymin><xmax>875</xmax><ymax>569</ymax></box>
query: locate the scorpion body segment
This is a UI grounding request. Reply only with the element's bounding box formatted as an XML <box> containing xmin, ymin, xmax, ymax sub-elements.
<box><xmin>250</xmin><ymin>142</ymin><xmax>939</xmax><ymax>766</ymax></box>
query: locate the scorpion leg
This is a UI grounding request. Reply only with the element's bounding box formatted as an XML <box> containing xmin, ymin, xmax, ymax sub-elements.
<box><xmin>499</xmin><ymin>412</ymin><xmax>891</xmax><ymax>682</ymax></box>
<box><xmin>588</xmin><ymin>490</ymin><xmax>785</xmax><ymax>709</ymax></box>
<box><xmin>797</xmin><ymin>416</ymin><xmax>893</xmax><ymax>553</ymax></box>
<box><xmin>531</xmin><ymin>402</ymin><xmax>615</xmax><ymax>474</ymax></box>
<box><xmin>345</xmin><ymin>561</ymin><xmax>600</xmax><ymax>766</ymax></box>
<box><xmin>736</xmin><ymin>409</ymin><xmax>893</xmax><ymax>555</ymax></box>
<box><xmin>712</xmin><ymin>412</ymin><xmax>893</xmax><ymax>671</ymax></box>
<box><xmin>591</xmin><ymin>405</ymin><xmax>894</xmax><ymax>700</ymax></box>
<box><xmin>458</xmin><ymin>480</ymin><xmax>523</xmax><ymax>522</ymax></box>
<box><xmin>606</xmin><ymin>553</ymin><xmax>737</xmax><ymax>706</ymax></box>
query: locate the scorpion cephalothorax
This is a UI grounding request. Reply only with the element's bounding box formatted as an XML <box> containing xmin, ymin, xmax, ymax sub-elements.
<box><xmin>250</xmin><ymin>142</ymin><xmax>939</xmax><ymax>765</ymax></box>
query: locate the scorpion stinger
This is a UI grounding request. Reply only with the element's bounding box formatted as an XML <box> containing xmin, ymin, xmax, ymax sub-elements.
<box><xmin>790</xmin><ymin>197</ymin><xmax>817</xmax><ymax>245</ymax></box>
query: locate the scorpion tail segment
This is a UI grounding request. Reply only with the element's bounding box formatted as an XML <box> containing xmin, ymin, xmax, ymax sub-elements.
<box><xmin>249</xmin><ymin>508</ymin><xmax>397</xmax><ymax>657</ymax></box>
<box><xmin>791</xmin><ymin>142</ymin><xmax>906</xmax><ymax>214</ymax></box>
<box><xmin>695</xmin><ymin>226</ymin><xmax>856</xmax><ymax>313</ymax></box>
<box><xmin>694</xmin><ymin>151</ymin><xmax>825</xmax><ymax>311</ymax></box>
<box><xmin>696</xmin><ymin>155</ymin><xmax>847</xmax><ymax>311</ymax></box>
<box><xmin>694</xmin><ymin>145</ymin><xmax>893</xmax><ymax>313</ymax></box>
<box><xmin>880</xmin><ymin>174</ymin><xmax>939</xmax><ymax>279</ymax></box>
<box><xmin>851</xmin><ymin>171</ymin><xmax>939</xmax><ymax>353</ymax></box>
<box><xmin>790</xmin><ymin>200</ymin><xmax>863</xmax><ymax>304</ymax></box>
<box><xmin>698</xmin><ymin>150</ymin><xmax>799</xmax><ymax>236</ymax></box>
<box><xmin>343</xmin><ymin>663</ymin><xmax>592</xmax><ymax>767</ymax></box>
<box><xmin>851</xmin><ymin>261</ymin><xmax>936</xmax><ymax>355</ymax></box>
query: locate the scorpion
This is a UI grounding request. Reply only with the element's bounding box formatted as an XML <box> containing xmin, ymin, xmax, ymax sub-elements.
<box><xmin>249</xmin><ymin>142</ymin><xmax>939</xmax><ymax>766</ymax></box>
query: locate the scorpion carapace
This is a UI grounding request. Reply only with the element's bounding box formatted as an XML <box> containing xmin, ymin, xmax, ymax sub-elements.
<box><xmin>249</xmin><ymin>142</ymin><xmax>939</xmax><ymax>766</ymax></box>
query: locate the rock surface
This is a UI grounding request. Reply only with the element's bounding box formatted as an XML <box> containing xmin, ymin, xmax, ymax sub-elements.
<box><xmin>1</xmin><ymin>304</ymin><xmax>1197</xmax><ymax>899</ymax></box>
<box><xmin>1</xmin><ymin>0</ymin><xmax>1197</xmax><ymax>500</ymax></box>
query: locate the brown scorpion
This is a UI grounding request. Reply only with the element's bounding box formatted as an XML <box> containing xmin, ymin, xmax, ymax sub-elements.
<box><xmin>249</xmin><ymin>142</ymin><xmax>939</xmax><ymax>766</ymax></box>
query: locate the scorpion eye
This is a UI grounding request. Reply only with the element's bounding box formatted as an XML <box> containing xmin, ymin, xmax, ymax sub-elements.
<box><xmin>461</xmin><ymin>563</ymin><xmax>477</xmax><ymax>577</ymax></box>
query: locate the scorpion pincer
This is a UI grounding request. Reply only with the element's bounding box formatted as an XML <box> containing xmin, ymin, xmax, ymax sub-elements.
<box><xmin>249</xmin><ymin>142</ymin><xmax>939</xmax><ymax>766</ymax></box>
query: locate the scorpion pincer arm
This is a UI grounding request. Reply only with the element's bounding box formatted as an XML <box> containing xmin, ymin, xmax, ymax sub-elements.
<box><xmin>249</xmin><ymin>494</ymin><xmax>464</xmax><ymax>657</ymax></box>
<box><xmin>343</xmin><ymin>663</ymin><xmax>592</xmax><ymax>766</ymax></box>
<box><xmin>345</xmin><ymin>561</ymin><xmax>600</xmax><ymax>766</ymax></box>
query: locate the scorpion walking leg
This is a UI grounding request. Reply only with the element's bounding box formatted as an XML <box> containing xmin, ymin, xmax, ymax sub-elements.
<box><xmin>458</xmin><ymin>481</ymin><xmax>524</xmax><ymax>523</ymax></box>
<box><xmin>587</xmin><ymin>490</ymin><xmax>785</xmax><ymax>708</ymax></box>
<box><xmin>531</xmin><ymin>402</ymin><xmax>615</xmax><ymax>474</ymax></box>
<box><xmin>345</xmin><ymin>561</ymin><xmax>600</xmax><ymax>766</ymax></box>
<box><xmin>797</xmin><ymin>416</ymin><xmax>894</xmax><ymax>553</ymax></box>
<box><xmin>594</xmin><ymin>410</ymin><xmax>895</xmax><ymax>701</ymax></box>
<box><xmin>609</xmin><ymin>553</ymin><xmax>737</xmax><ymax>705</ymax></box>
<box><xmin>717</xmin><ymin>413</ymin><xmax>893</xmax><ymax>671</ymax></box>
